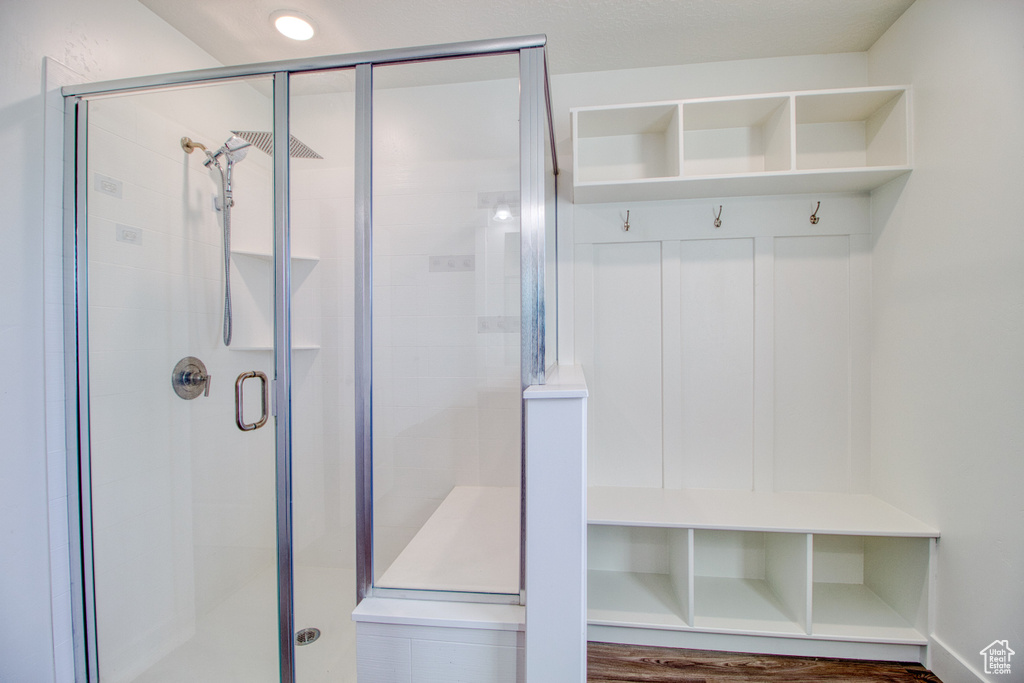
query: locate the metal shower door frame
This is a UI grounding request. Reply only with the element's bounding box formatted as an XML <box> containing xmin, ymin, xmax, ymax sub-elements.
<box><xmin>63</xmin><ymin>35</ymin><xmax>557</xmax><ymax>683</ymax></box>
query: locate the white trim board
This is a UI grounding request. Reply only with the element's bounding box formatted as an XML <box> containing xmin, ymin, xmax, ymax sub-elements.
<box><xmin>588</xmin><ymin>624</ymin><xmax>925</xmax><ymax>664</ymax></box>
<box><xmin>573</xmin><ymin>194</ymin><xmax>870</xmax><ymax>244</ymax></box>
<box><xmin>353</xmin><ymin>598</ymin><xmax>524</xmax><ymax>632</ymax></box>
<box><xmin>588</xmin><ymin>487</ymin><xmax>939</xmax><ymax>537</ymax></box>
<box><xmin>929</xmin><ymin>635</ymin><xmax>987</xmax><ymax>683</ymax></box>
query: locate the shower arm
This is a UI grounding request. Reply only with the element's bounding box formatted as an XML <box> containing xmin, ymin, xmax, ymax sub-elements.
<box><xmin>180</xmin><ymin>136</ymin><xmax>207</xmax><ymax>154</ymax></box>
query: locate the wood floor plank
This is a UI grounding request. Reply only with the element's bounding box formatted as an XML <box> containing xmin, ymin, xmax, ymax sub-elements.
<box><xmin>587</xmin><ymin>643</ymin><xmax>942</xmax><ymax>683</ymax></box>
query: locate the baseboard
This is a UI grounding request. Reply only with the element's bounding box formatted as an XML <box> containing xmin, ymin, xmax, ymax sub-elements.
<box><xmin>930</xmin><ymin>635</ymin><xmax>987</xmax><ymax>683</ymax></box>
<box><xmin>588</xmin><ymin>625</ymin><xmax>924</xmax><ymax>664</ymax></box>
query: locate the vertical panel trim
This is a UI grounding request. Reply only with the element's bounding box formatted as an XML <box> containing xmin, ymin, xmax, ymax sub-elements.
<box><xmin>354</xmin><ymin>62</ymin><xmax>374</xmax><ymax>603</ymax></box>
<box><xmin>273</xmin><ymin>70</ymin><xmax>296</xmax><ymax>683</ymax></box>
<box><xmin>805</xmin><ymin>533</ymin><xmax>814</xmax><ymax>635</ymax></box>
<box><xmin>753</xmin><ymin>237</ymin><xmax>775</xmax><ymax>492</ymax></box>
<box><xmin>661</xmin><ymin>241</ymin><xmax>682</xmax><ymax>489</ymax></box>
<box><xmin>520</xmin><ymin>45</ymin><xmax>546</xmax><ymax>602</ymax></box>
<box><xmin>849</xmin><ymin>234</ymin><xmax>871</xmax><ymax>492</ymax></box>
<box><xmin>520</xmin><ymin>47</ymin><xmax>545</xmax><ymax>388</ymax></box>
<box><xmin>66</xmin><ymin>95</ymin><xmax>99</xmax><ymax>683</ymax></box>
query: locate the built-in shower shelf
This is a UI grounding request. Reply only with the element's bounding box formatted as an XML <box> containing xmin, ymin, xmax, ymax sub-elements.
<box><xmin>231</xmin><ymin>249</ymin><xmax>319</xmax><ymax>264</ymax></box>
<box><xmin>229</xmin><ymin>249</ymin><xmax>320</xmax><ymax>351</ymax></box>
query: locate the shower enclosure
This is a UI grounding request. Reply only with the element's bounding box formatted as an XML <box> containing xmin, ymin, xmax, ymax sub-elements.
<box><xmin>63</xmin><ymin>37</ymin><xmax>557</xmax><ymax>682</ymax></box>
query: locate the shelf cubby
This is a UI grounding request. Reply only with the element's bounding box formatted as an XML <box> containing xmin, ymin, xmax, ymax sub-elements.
<box><xmin>571</xmin><ymin>86</ymin><xmax>911</xmax><ymax>203</ymax></box>
<box><xmin>587</xmin><ymin>525</ymin><xmax>691</xmax><ymax>628</ymax></box>
<box><xmin>811</xmin><ymin>534</ymin><xmax>929</xmax><ymax>644</ymax></box>
<box><xmin>692</xmin><ymin>530</ymin><xmax>807</xmax><ymax>635</ymax></box>
<box><xmin>586</xmin><ymin>488</ymin><xmax>938</xmax><ymax>652</ymax></box>
<box><xmin>573</xmin><ymin>103</ymin><xmax>681</xmax><ymax>184</ymax></box>
<box><xmin>682</xmin><ymin>96</ymin><xmax>791</xmax><ymax>177</ymax></box>
<box><xmin>795</xmin><ymin>88</ymin><xmax>908</xmax><ymax>170</ymax></box>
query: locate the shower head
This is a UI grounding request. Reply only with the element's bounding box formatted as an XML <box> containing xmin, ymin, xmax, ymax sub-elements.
<box><xmin>202</xmin><ymin>135</ymin><xmax>252</xmax><ymax>168</ymax></box>
<box><xmin>220</xmin><ymin>135</ymin><xmax>251</xmax><ymax>163</ymax></box>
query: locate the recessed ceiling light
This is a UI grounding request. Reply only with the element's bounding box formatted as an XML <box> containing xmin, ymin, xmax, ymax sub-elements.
<box><xmin>271</xmin><ymin>10</ymin><xmax>316</xmax><ymax>41</ymax></box>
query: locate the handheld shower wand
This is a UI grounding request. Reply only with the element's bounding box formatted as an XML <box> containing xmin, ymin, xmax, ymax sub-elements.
<box><xmin>182</xmin><ymin>135</ymin><xmax>252</xmax><ymax>346</ymax></box>
<box><xmin>206</xmin><ymin>135</ymin><xmax>251</xmax><ymax>205</ymax></box>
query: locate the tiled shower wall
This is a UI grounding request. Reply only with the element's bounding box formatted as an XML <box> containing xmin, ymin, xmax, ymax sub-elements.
<box><xmin>370</xmin><ymin>73</ymin><xmax>524</xmax><ymax>582</ymax></box>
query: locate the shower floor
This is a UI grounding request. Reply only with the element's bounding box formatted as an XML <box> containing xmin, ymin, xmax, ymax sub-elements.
<box><xmin>133</xmin><ymin>556</ymin><xmax>355</xmax><ymax>683</ymax></box>
<box><xmin>377</xmin><ymin>485</ymin><xmax>520</xmax><ymax>594</ymax></box>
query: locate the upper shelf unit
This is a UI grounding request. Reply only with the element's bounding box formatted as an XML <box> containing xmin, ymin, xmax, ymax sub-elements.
<box><xmin>572</xmin><ymin>86</ymin><xmax>911</xmax><ymax>203</ymax></box>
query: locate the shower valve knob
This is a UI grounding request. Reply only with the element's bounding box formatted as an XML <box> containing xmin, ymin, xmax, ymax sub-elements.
<box><xmin>172</xmin><ymin>357</ymin><xmax>211</xmax><ymax>400</ymax></box>
<box><xmin>188</xmin><ymin>372</ymin><xmax>212</xmax><ymax>397</ymax></box>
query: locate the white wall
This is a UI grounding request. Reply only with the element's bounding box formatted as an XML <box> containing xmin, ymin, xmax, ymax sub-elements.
<box><xmin>867</xmin><ymin>1</ymin><xmax>1024</xmax><ymax>680</ymax></box>
<box><xmin>0</xmin><ymin>1</ymin><xmax>226</xmax><ymax>680</ymax></box>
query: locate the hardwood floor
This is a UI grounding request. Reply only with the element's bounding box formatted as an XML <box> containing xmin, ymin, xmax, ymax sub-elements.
<box><xmin>587</xmin><ymin>643</ymin><xmax>942</xmax><ymax>683</ymax></box>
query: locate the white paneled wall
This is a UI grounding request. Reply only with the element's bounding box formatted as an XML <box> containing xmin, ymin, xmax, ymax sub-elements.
<box><xmin>674</xmin><ymin>238</ymin><xmax>754</xmax><ymax>490</ymax></box>
<box><xmin>575</xmin><ymin>197</ymin><xmax>871</xmax><ymax>494</ymax></box>
<box><xmin>773</xmin><ymin>235</ymin><xmax>852</xmax><ymax>492</ymax></box>
<box><xmin>580</xmin><ymin>241</ymin><xmax>663</xmax><ymax>488</ymax></box>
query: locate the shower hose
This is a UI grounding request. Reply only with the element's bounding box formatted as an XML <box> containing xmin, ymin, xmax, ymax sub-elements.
<box><xmin>219</xmin><ymin>171</ymin><xmax>233</xmax><ymax>347</ymax></box>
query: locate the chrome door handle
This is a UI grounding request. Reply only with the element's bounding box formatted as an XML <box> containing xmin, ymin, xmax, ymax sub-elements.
<box><xmin>235</xmin><ymin>371</ymin><xmax>269</xmax><ymax>431</ymax></box>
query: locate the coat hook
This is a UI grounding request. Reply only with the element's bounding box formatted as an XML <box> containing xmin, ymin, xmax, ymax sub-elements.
<box><xmin>623</xmin><ymin>210</ymin><xmax>630</xmax><ymax>232</ymax></box>
<box><xmin>714</xmin><ymin>205</ymin><xmax>723</xmax><ymax>229</ymax></box>
<box><xmin>810</xmin><ymin>201</ymin><xmax>821</xmax><ymax>225</ymax></box>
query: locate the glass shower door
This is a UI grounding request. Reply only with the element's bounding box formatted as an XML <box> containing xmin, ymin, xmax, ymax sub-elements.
<box><xmin>82</xmin><ymin>78</ymin><xmax>282</xmax><ymax>682</ymax></box>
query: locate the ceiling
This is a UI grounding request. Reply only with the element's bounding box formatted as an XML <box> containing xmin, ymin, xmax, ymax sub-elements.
<box><xmin>138</xmin><ymin>0</ymin><xmax>915</xmax><ymax>76</ymax></box>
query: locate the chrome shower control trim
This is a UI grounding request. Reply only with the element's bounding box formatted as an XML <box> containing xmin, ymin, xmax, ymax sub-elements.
<box><xmin>171</xmin><ymin>356</ymin><xmax>211</xmax><ymax>399</ymax></box>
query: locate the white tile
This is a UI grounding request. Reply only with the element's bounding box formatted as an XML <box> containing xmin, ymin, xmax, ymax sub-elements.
<box><xmin>389</xmin><ymin>255</ymin><xmax>426</xmax><ymax>287</ymax></box>
<box><xmin>393</xmin><ymin>467</ymin><xmax>457</xmax><ymax>502</ymax></box>
<box><xmin>53</xmin><ymin>635</ymin><xmax>75</xmax><ymax>683</ymax></box>
<box><xmin>48</xmin><ymin>496</ymin><xmax>70</xmax><ymax>551</ymax></box>
<box><xmin>90</xmin><ymin>98</ymin><xmax>138</xmax><ymax>142</ymax></box>
<box><xmin>427</xmin><ymin>347</ymin><xmax>479</xmax><ymax>378</ymax></box>
<box><xmin>47</xmin><ymin>446</ymin><xmax>68</xmax><ymax>501</ymax></box>
<box><xmin>356</xmin><ymin>633</ymin><xmax>412</xmax><ymax>683</ymax></box>
<box><xmin>411</xmin><ymin>640</ymin><xmax>520</xmax><ymax>683</ymax></box>
<box><xmin>374</xmin><ymin>492</ymin><xmax>443</xmax><ymax>529</ymax></box>
<box><xmin>50</xmin><ymin>586</ymin><xmax>73</xmax><ymax>644</ymax></box>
